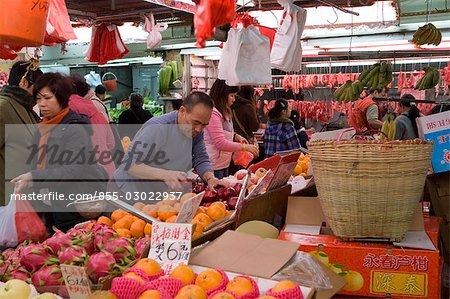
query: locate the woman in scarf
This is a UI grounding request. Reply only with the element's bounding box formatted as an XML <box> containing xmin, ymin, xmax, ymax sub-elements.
<box><xmin>12</xmin><ymin>73</ymin><xmax>108</xmax><ymax>231</ymax></box>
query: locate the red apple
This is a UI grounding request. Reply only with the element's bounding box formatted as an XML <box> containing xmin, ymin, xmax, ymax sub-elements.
<box><xmin>235</xmin><ymin>169</ymin><xmax>248</xmax><ymax>180</ymax></box>
<box><xmin>227</xmin><ymin>197</ymin><xmax>239</xmax><ymax>210</ymax></box>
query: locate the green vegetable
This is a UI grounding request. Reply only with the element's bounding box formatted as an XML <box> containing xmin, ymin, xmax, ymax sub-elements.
<box><xmin>170</xmin><ymin>61</ymin><xmax>178</xmax><ymax>84</ymax></box>
<box><xmin>158</xmin><ymin>65</ymin><xmax>173</xmax><ymax>96</ymax></box>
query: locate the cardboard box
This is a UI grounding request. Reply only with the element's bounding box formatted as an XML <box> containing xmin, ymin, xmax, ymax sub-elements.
<box><xmin>279</xmin><ymin>196</ymin><xmax>443</xmax><ymax>298</ymax></box>
<box><xmin>427</xmin><ymin>172</ymin><xmax>450</xmax><ymax>222</ymax></box>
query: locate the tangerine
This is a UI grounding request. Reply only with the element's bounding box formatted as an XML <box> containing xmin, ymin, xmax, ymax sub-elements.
<box><xmin>165</xmin><ymin>215</ymin><xmax>178</xmax><ymax>223</ymax></box>
<box><xmin>170</xmin><ymin>264</ymin><xmax>196</xmax><ymax>286</ymax></box>
<box><xmin>210</xmin><ymin>201</ymin><xmax>226</xmax><ymax>210</ymax></box>
<box><xmin>192</xmin><ymin>222</ymin><xmax>204</xmax><ymax>239</ymax></box>
<box><xmin>257</xmin><ymin>297</ymin><xmax>277</xmax><ymax>299</ymax></box>
<box><xmin>134</xmin><ymin>258</ymin><xmax>162</xmax><ymax>276</ymax></box>
<box><xmin>271</xmin><ymin>281</ymin><xmax>297</xmax><ymax>293</ymax></box>
<box><xmin>143</xmin><ymin>205</ymin><xmax>159</xmax><ymax>218</ymax></box>
<box><xmin>112</xmin><ymin>215</ymin><xmax>133</xmax><ymax>230</ymax></box>
<box><xmin>225</xmin><ymin>277</ymin><xmax>253</xmax><ymax>296</ymax></box>
<box><xmin>180</xmin><ymin>193</ymin><xmax>196</xmax><ymax>204</ymax></box>
<box><xmin>115</xmin><ymin>228</ymin><xmax>132</xmax><ymax>238</ymax></box>
<box><xmin>138</xmin><ymin>290</ymin><xmax>160</xmax><ymax>299</ymax></box>
<box><xmin>175</xmin><ymin>285</ymin><xmax>207</xmax><ymax>299</ymax></box>
<box><xmin>158</xmin><ymin>205</ymin><xmax>177</xmax><ymax>221</ymax></box>
<box><xmin>206</xmin><ymin>205</ymin><xmax>227</xmax><ymax>221</ymax></box>
<box><xmin>111</xmin><ymin>210</ymin><xmax>127</xmax><ymax>222</ymax></box>
<box><xmin>192</xmin><ymin>213</ymin><xmax>213</xmax><ymax>227</ymax></box>
<box><xmin>97</xmin><ymin>216</ymin><xmax>113</xmax><ymax>227</ymax></box>
<box><xmin>195</xmin><ymin>269</ymin><xmax>223</xmax><ymax>292</ymax></box>
<box><xmin>144</xmin><ymin>223</ymin><xmax>152</xmax><ymax>236</ymax></box>
<box><xmin>210</xmin><ymin>292</ymin><xmax>236</xmax><ymax>299</ymax></box>
<box><xmin>133</xmin><ymin>202</ymin><xmax>146</xmax><ymax>210</ymax></box>
<box><xmin>130</xmin><ymin>219</ymin><xmax>146</xmax><ymax>238</ymax></box>
<box><xmin>123</xmin><ymin>272</ymin><xmax>145</xmax><ymax>284</ymax></box>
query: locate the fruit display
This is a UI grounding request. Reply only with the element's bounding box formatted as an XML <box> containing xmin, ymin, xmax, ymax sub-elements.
<box><xmin>309</xmin><ymin>250</ymin><xmax>364</xmax><ymax>292</ymax></box>
<box><xmin>412</xmin><ymin>23</ymin><xmax>442</xmax><ymax>46</ymax></box>
<box><xmin>358</xmin><ymin>61</ymin><xmax>393</xmax><ymax>89</ymax></box>
<box><xmin>96</xmin><ymin>260</ymin><xmax>304</xmax><ymax>299</ymax></box>
<box><xmin>293</xmin><ymin>154</ymin><xmax>310</xmax><ymax>177</ymax></box>
<box><xmin>0</xmin><ymin>223</ymin><xmax>148</xmax><ymax>294</ymax></box>
<box><xmin>415</xmin><ymin>66</ymin><xmax>441</xmax><ymax>90</ymax></box>
<box><xmin>98</xmin><ymin>210</ymin><xmax>153</xmax><ymax>239</ymax></box>
<box><xmin>333</xmin><ymin>80</ymin><xmax>363</xmax><ymax>102</ymax></box>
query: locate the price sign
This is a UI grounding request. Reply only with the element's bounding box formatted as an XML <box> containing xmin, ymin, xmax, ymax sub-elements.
<box><xmin>234</xmin><ymin>172</ymin><xmax>251</xmax><ymax>210</ymax></box>
<box><xmin>176</xmin><ymin>191</ymin><xmax>204</xmax><ymax>223</ymax></box>
<box><xmin>246</xmin><ymin>170</ymin><xmax>273</xmax><ymax>199</ymax></box>
<box><xmin>149</xmin><ymin>222</ymin><xmax>192</xmax><ymax>273</ymax></box>
<box><xmin>60</xmin><ymin>265</ymin><xmax>91</xmax><ymax>299</ymax></box>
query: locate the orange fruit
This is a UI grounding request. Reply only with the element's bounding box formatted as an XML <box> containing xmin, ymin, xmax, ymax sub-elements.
<box><xmin>210</xmin><ymin>201</ymin><xmax>226</xmax><ymax>210</ymax></box>
<box><xmin>272</xmin><ymin>281</ymin><xmax>297</xmax><ymax>293</ymax></box>
<box><xmin>174</xmin><ymin>203</ymin><xmax>182</xmax><ymax>212</ymax></box>
<box><xmin>133</xmin><ymin>258</ymin><xmax>162</xmax><ymax>276</ymax></box>
<box><xmin>144</xmin><ymin>223</ymin><xmax>152</xmax><ymax>236</ymax></box>
<box><xmin>175</xmin><ymin>285</ymin><xmax>207</xmax><ymax>299</ymax></box>
<box><xmin>123</xmin><ymin>272</ymin><xmax>145</xmax><ymax>283</ymax></box>
<box><xmin>258</xmin><ymin>296</ymin><xmax>277</xmax><ymax>299</ymax></box>
<box><xmin>133</xmin><ymin>202</ymin><xmax>146</xmax><ymax>210</ymax></box>
<box><xmin>97</xmin><ymin>216</ymin><xmax>113</xmax><ymax>227</ymax></box>
<box><xmin>116</xmin><ymin>228</ymin><xmax>132</xmax><ymax>238</ymax></box>
<box><xmin>226</xmin><ymin>277</ymin><xmax>253</xmax><ymax>296</ymax></box>
<box><xmin>180</xmin><ymin>193</ymin><xmax>196</xmax><ymax>204</ymax></box>
<box><xmin>195</xmin><ymin>269</ymin><xmax>223</xmax><ymax>292</ymax></box>
<box><xmin>192</xmin><ymin>213</ymin><xmax>213</xmax><ymax>228</ymax></box>
<box><xmin>165</xmin><ymin>215</ymin><xmax>178</xmax><ymax>223</ymax></box>
<box><xmin>143</xmin><ymin>205</ymin><xmax>159</xmax><ymax>218</ymax></box>
<box><xmin>211</xmin><ymin>292</ymin><xmax>235</xmax><ymax>299</ymax></box>
<box><xmin>87</xmin><ymin>291</ymin><xmax>118</xmax><ymax>299</ymax></box>
<box><xmin>206</xmin><ymin>205</ymin><xmax>227</xmax><ymax>221</ymax></box>
<box><xmin>138</xmin><ymin>290</ymin><xmax>160</xmax><ymax>299</ymax></box>
<box><xmin>158</xmin><ymin>205</ymin><xmax>177</xmax><ymax>221</ymax></box>
<box><xmin>192</xmin><ymin>222</ymin><xmax>204</xmax><ymax>239</ymax></box>
<box><xmin>130</xmin><ymin>219</ymin><xmax>146</xmax><ymax>238</ymax></box>
<box><xmin>112</xmin><ymin>215</ymin><xmax>133</xmax><ymax>230</ymax></box>
<box><xmin>111</xmin><ymin>210</ymin><xmax>127</xmax><ymax>223</ymax></box>
<box><xmin>170</xmin><ymin>264</ymin><xmax>196</xmax><ymax>286</ymax></box>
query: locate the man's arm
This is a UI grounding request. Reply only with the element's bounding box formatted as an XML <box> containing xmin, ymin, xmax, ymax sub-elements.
<box><xmin>366</xmin><ymin>105</ymin><xmax>383</xmax><ymax>129</ymax></box>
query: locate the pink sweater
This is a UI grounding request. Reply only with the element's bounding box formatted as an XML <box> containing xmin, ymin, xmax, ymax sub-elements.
<box><xmin>204</xmin><ymin>108</ymin><xmax>242</xmax><ymax>170</ymax></box>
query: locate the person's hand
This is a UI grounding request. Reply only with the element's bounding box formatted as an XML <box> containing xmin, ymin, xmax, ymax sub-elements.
<box><xmin>11</xmin><ymin>172</ymin><xmax>33</xmax><ymax>194</ymax></box>
<box><xmin>161</xmin><ymin>170</ymin><xmax>187</xmax><ymax>191</ymax></box>
<box><xmin>206</xmin><ymin>177</ymin><xmax>222</xmax><ymax>190</ymax></box>
<box><xmin>242</xmin><ymin>144</ymin><xmax>259</xmax><ymax>157</ymax></box>
<box><xmin>234</xmin><ymin>134</ymin><xmax>248</xmax><ymax>144</ymax></box>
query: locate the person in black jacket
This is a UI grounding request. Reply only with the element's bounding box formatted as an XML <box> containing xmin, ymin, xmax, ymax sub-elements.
<box><xmin>12</xmin><ymin>73</ymin><xmax>108</xmax><ymax>231</ymax></box>
<box><xmin>289</xmin><ymin>110</ymin><xmax>309</xmax><ymax>149</ymax></box>
<box><xmin>118</xmin><ymin>93</ymin><xmax>153</xmax><ymax>138</ymax></box>
<box><xmin>231</xmin><ymin>86</ymin><xmax>260</xmax><ymax>143</ymax></box>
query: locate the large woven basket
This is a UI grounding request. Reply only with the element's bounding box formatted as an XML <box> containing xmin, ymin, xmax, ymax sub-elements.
<box><xmin>308</xmin><ymin>139</ymin><xmax>434</xmax><ymax>242</ymax></box>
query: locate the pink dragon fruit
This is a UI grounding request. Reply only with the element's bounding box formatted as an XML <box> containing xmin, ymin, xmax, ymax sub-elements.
<box><xmin>86</xmin><ymin>251</ymin><xmax>116</xmax><ymax>283</ymax></box>
<box><xmin>32</xmin><ymin>265</ymin><xmax>64</xmax><ymax>287</ymax></box>
<box><xmin>69</xmin><ymin>229</ymin><xmax>95</xmax><ymax>254</ymax></box>
<box><xmin>20</xmin><ymin>244</ymin><xmax>58</xmax><ymax>272</ymax></box>
<box><xmin>0</xmin><ymin>260</ymin><xmax>12</xmax><ymax>282</ymax></box>
<box><xmin>43</xmin><ymin>230</ymin><xmax>72</xmax><ymax>254</ymax></box>
<box><xmin>98</xmin><ymin>237</ymin><xmax>137</xmax><ymax>263</ymax></box>
<box><xmin>2</xmin><ymin>248</ymin><xmax>15</xmax><ymax>260</ymax></box>
<box><xmin>93</xmin><ymin>225</ymin><xmax>117</xmax><ymax>250</ymax></box>
<box><xmin>9</xmin><ymin>267</ymin><xmax>31</xmax><ymax>282</ymax></box>
<box><xmin>134</xmin><ymin>237</ymin><xmax>151</xmax><ymax>258</ymax></box>
<box><xmin>59</xmin><ymin>245</ymin><xmax>88</xmax><ymax>266</ymax></box>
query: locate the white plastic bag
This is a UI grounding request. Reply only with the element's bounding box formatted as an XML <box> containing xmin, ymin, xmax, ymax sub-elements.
<box><xmin>218</xmin><ymin>25</ymin><xmax>271</xmax><ymax>86</ymax></box>
<box><xmin>0</xmin><ymin>199</ymin><xmax>18</xmax><ymax>248</ymax></box>
<box><xmin>145</xmin><ymin>13</ymin><xmax>168</xmax><ymax>49</ymax></box>
<box><xmin>271</xmin><ymin>0</ymin><xmax>307</xmax><ymax>72</ymax></box>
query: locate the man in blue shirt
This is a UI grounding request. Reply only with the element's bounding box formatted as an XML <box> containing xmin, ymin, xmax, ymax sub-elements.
<box><xmin>114</xmin><ymin>92</ymin><xmax>220</xmax><ymax>194</ymax></box>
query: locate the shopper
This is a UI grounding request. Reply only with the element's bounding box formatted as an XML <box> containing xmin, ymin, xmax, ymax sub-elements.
<box><xmin>232</xmin><ymin>86</ymin><xmax>260</xmax><ymax>143</ymax></box>
<box><xmin>0</xmin><ymin>60</ymin><xmax>43</xmax><ymax>206</ymax></box>
<box><xmin>431</xmin><ymin>86</ymin><xmax>450</xmax><ymax>114</ymax></box>
<box><xmin>83</xmin><ymin>83</ymin><xmax>110</xmax><ymax>121</ymax></box>
<box><xmin>289</xmin><ymin>110</ymin><xmax>309</xmax><ymax>149</ymax></box>
<box><xmin>69</xmin><ymin>75</ymin><xmax>116</xmax><ymax>178</ymax></box>
<box><xmin>12</xmin><ymin>73</ymin><xmax>108</xmax><ymax>231</ymax></box>
<box><xmin>349</xmin><ymin>87</ymin><xmax>387</xmax><ymax>132</ymax></box>
<box><xmin>264</xmin><ymin>99</ymin><xmax>300</xmax><ymax>157</ymax></box>
<box><xmin>204</xmin><ymin>79</ymin><xmax>259</xmax><ymax>179</ymax></box>
<box><xmin>118</xmin><ymin>93</ymin><xmax>153</xmax><ymax>138</ymax></box>
<box><xmin>113</xmin><ymin>91</ymin><xmax>221</xmax><ymax>194</ymax></box>
<box><xmin>394</xmin><ymin>94</ymin><xmax>420</xmax><ymax>140</ymax></box>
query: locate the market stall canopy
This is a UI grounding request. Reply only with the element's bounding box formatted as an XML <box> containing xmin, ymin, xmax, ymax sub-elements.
<box><xmin>398</xmin><ymin>0</ymin><xmax>450</xmax><ymax>24</ymax></box>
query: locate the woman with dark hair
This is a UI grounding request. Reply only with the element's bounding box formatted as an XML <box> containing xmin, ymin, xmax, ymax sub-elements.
<box><xmin>289</xmin><ymin>110</ymin><xmax>309</xmax><ymax>149</ymax></box>
<box><xmin>231</xmin><ymin>85</ymin><xmax>260</xmax><ymax>143</ymax></box>
<box><xmin>12</xmin><ymin>72</ymin><xmax>108</xmax><ymax>231</ymax></box>
<box><xmin>394</xmin><ymin>94</ymin><xmax>420</xmax><ymax>140</ymax></box>
<box><xmin>118</xmin><ymin>93</ymin><xmax>153</xmax><ymax>138</ymax></box>
<box><xmin>264</xmin><ymin>99</ymin><xmax>300</xmax><ymax>157</ymax></box>
<box><xmin>204</xmin><ymin>79</ymin><xmax>259</xmax><ymax>178</ymax></box>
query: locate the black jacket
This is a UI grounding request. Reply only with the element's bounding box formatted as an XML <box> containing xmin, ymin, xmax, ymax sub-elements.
<box><xmin>118</xmin><ymin>106</ymin><xmax>152</xmax><ymax>138</ymax></box>
<box><xmin>231</xmin><ymin>96</ymin><xmax>259</xmax><ymax>142</ymax></box>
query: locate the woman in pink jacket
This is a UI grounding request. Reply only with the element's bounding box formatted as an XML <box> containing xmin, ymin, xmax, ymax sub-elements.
<box><xmin>204</xmin><ymin>79</ymin><xmax>259</xmax><ymax>178</ymax></box>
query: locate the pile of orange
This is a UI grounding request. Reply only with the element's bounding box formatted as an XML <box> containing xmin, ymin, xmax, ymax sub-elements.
<box><xmin>97</xmin><ymin>210</ymin><xmax>152</xmax><ymax>238</ymax></box>
<box><xmin>121</xmin><ymin>136</ymin><xmax>132</xmax><ymax>152</ymax></box>
<box><xmin>293</xmin><ymin>153</ymin><xmax>310</xmax><ymax>177</ymax></box>
<box><xmin>191</xmin><ymin>202</ymin><xmax>230</xmax><ymax>239</ymax></box>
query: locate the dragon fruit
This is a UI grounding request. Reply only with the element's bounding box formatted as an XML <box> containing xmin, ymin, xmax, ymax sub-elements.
<box><xmin>99</xmin><ymin>237</ymin><xmax>137</xmax><ymax>263</ymax></box>
<box><xmin>32</xmin><ymin>265</ymin><xmax>64</xmax><ymax>287</ymax></box>
<box><xmin>9</xmin><ymin>267</ymin><xmax>31</xmax><ymax>282</ymax></box>
<box><xmin>86</xmin><ymin>251</ymin><xmax>116</xmax><ymax>283</ymax></box>
<box><xmin>43</xmin><ymin>230</ymin><xmax>72</xmax><ymax>254</ymax></box>
<box><xmin>59</xmin><ymin>245</ymin><xmax>88</xmax><ymax>266</ymax></box>
<box><xmin>69</xmin><ymin>229</ymin><xmax>95</xmax><ymax>254</ymax></box>
<box><xmin>20</xmin><ymin>244</ymin><xmax>58</xmax><ymax>272</ymax></box>
<box><xmin>93</xmin><ymin>225</ymin><xmax>117</xmax><ymax>250</ymax></box>
<box><xmin>2</xmin><ymin>249</ymin><xmax>21</xmax><ymax>266</ymax></box>
<box><xmin>134</xmin><ymin>237</ymin><xmax>151</xmax><ymax>258</ymax></box>
<box><xmin>2</xmin><ymin>248</ymin><xmax>15</xmax><ymax>260</ymax></box>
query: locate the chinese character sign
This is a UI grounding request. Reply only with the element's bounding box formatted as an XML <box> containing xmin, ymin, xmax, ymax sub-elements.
<box><xmin>363</xmin><ymin>253</ymin><xmax>428</xmax><ymax>271</ymax></box>
<box><xmin>60</xmin><ymin>265</ymin><xmax>91</xmax><ymax>299</ymax></box>
<box><xmin>149</xmin><ymin>222</ymin><xmax>192</xmax><ymax>273</ymax></box>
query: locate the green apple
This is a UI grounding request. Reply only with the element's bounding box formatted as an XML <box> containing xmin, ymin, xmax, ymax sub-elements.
<box><xmin>32</xmin><ymin>292</ymin><xmax>58</xmax><ymax>299</ymax></box>
<box><xmin>0</xmin><ymin>279</ymin><xmax>31</xmax><ymax>299</ymax></box>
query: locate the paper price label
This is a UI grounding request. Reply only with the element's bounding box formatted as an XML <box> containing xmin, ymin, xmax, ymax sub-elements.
<box><xmin>176</xmin><ymin>191</ymin><xmax>204</xmax><ymax>223</ymax></box>
<box><xmin>60</xmin><ymin>265</ymin><xmax>91</xmax><ymax>299</ymax></box>
<box><xmin>246</xmin><ymin>170</ymin><xmax>273</xmax><ymax>199</ymax></box>
<box><xmin>149</xmin><ymin>222</ymin><xmax>192</xmax><ymax>274</ymax></box>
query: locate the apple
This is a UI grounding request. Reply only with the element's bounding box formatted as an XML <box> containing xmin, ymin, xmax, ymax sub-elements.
<box><xmin>255</xmin><ymin>167</ymin><xmax>267</xmax><ymax>178</ymax></box>
<box><xmin>32</xmin><ymin>293</ymin><xmax>59</xmax><ymax>299</ymax></box>
<box><xmin>0</xmin><ymin>279</ymin><xmax>31</xmax><ymax>299</ymax></box>
<box><xmin>227</xmin><ymin>196</ymin><xmax>239</xmax><ymax>210</ymax></box>
<box><xmin>224</xmin><ymin>187</ymin><xmax>238</xmax><ymax>201</ymax></box>
<box><xmin>216</xmin><ymin>187</ymin><xmax>227</xmax><ymax>200</ymax></box>
<box><xmin>250</xmin><ymin>174</ymin><xmax>259</xmax><ymax>185</ymax></box>
<box><xmin>202</xmin><ymin>189</ymin><xmax>218</xmax><ymax>202</ymax></box>
<box><xmin>234</xmin><ymin>183</ymin><xmax>243</xmax><ymax>195</ymax></box>
<box><xmin>234</xmin><ymin>169</ymin><xmax>248</xmax><ymax>180</ymax></box>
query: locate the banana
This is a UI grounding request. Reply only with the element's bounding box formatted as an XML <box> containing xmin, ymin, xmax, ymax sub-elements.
<box><xmin>359</xmin><ymin>69</ymin><xmax>370</xmax><ymax>82</ymax></box>
<box><xmin>380</xmin><ymin>119</ymin><xmax>389</xmax><ymax>140</ymax></box>
<box><xmin>388</xmin><ymin>116</ymin><xmax>396</xmax><ymax>140</ymax></box>
<box><xmin>372</xmin><ymin>73</ymin><xmax>379</xmax><ymax>89</ymax></box>
<box><xmin>432</xmin><ymin>69</ymin><xmax>440</xmax><ymax>86</ymax></box>
<box><xmin>380</xmin><ymin>62</ymin><xmax>387</xmax><ymax>74</ymax></box>
<box><xmin>434</xmin><ymin>30</ymin><xmax>442</xmax><ymax>46</ymax></box>
<box><xmin>413</xmin><ymin>23</ymin><xmax>443</xmax><ymax>46</ymax></box>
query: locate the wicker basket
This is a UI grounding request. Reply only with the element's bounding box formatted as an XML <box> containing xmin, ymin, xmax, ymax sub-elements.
<box><xmin>308</xmin><ymin>139</ymin><xmax>434</xmax><ymax>242</ymax></box>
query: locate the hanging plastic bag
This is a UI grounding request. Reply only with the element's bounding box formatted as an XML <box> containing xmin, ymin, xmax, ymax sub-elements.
<box><xmin>0</xmin><ymin>198</ymin><xmax>18</xmax><ymax>248</ymax></box>
<box><xmin>233</xmin><ymin>151</ymin><xmax>254</xmax><ymax>168</ymax></box>
<box><xmin>85</xmin><ymin>24</ymin><xmax>129</xmax><ymax>65</ymax></box>
<box><xmin>14</xmin><ymin>197</ymin><xmax>47</xmax><ymax>244</ymax></box>
<box><xmin>44</xmin><ymin>0</ymin><xmax>77</xmax><ymax>45</ymax></box>
<box><xmin>219</xmin><ymin>25</ymin><xmax>271</xmax><ymax>86</ymax></box>
<box><xmin>194</xmin><ymin>0</ymin><xmax>236</xmax><ymax>48</ymax></box>
<box><xmin>144</xmin><ymin>13</ymin><xmax>168</xmax><ymax>49</ymax></box>
<box><xmin>271</xmin><ymin>0</ymin><xmax>307</xmax><ymax>72</ymax></box>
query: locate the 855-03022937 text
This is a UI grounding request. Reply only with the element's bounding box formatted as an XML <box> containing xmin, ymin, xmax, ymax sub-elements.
<box><xmin>10</xmin><ymin>191</ymin><xmax>183</xmax><ymax>202</ymax></box>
